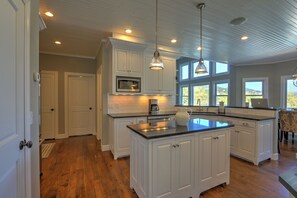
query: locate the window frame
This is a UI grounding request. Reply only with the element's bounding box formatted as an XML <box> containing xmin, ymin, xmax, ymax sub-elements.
<box><xmin>213</xmin><ymin>62</ymin><xmax>230</xmax><ymax>76</ymax></box>
<box><xmin>179</xmin><ymin>63</ymin><xmax>189</xmax><ymax>81</ymax></box>
<box><xmin>213</xmin><ymin>80</ymin><xmax>230</xmax><ymax>106</ymax></box>
<box><xmin>191</xmin><ymin>82</ymin><xmax>210</xmax><ymax>106</ymax></box>
<box><xmin>281</xmin><ymin>75</ymin><xmax>297</xmax><ymax>108</ymax></box>
<box><xmin>242</xmin><ymin>77</ymin><xmax>268</xmax><ymax>106</ymax></box>
<box><xmin>179</xmin><ymin>84</ymin><xmax>190</xmax><ymax>106</ymax></box>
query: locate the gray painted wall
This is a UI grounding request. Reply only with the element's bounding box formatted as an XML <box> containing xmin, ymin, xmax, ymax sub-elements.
<box><xmin>234</xmin><ymin>59</ymin><xmax>297</xmax><ymax>108</ymax></box>
<box><xmin>40</xmin><ymin>54</ymin><xmax>96</xmax><ymax>134</ymax></box>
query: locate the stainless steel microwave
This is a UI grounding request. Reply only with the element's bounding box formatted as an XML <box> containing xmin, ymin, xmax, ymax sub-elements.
<box><xmin>116</xmin><ymin>76</ymin><xmax>141</xmax><ymax>93</ymax></box>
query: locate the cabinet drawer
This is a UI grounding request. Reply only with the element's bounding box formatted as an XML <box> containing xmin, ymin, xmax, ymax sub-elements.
<box><xmin>237</xmin><ymin>120</ymin><xmax>256</xmax><ymax>128</ymax></box>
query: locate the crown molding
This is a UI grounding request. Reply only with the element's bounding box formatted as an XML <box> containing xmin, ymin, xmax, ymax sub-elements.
<box><xmin>39</xmin><ymin>51</ymin><xmax>95</xmax><ymax>60</ymax></box>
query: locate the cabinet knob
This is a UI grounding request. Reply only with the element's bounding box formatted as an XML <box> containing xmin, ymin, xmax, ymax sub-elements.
<box><xmin>51</xmin><ymin>108</ymin><xmax>54</xmax><ymax>111</ymax></box>
<box><xmin>173</xmin><ymin>145</ymin><xmax>176</xmax><ymax>148</ymax></box>
<box><xmin>89</xmin><ymin>107</ymin><xmax>92</xmax><ymax>110</ymax></box>
<box><xmin>176</xmin><ymin>144</ymin><xmax>180</xmax><ymax>147</ymax></box>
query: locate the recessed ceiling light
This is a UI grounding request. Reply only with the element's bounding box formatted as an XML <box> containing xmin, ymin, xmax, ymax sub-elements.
<box><xmin>45</xmin><ymin>11</ymin><xmax>54</xmax><ymax>17</ymax></box>
<box><xmin>241</xmin><ymin>36</ymin><xmax>249</xmax><ymax>41</ymax></box>
<box><xmin>171</xmin><ymin>39</ymin><xmax>177</xmax><ymax>43</ymax></box>
<box><xmin>197</xmin><ymin>46</ymin><xmax>202</xmax><ymax>51</ymax></box>
<box><xmin>54</xmin><ymin>41</ymin><xmax>61</xmax><ymax>45</ymax></box>
<box><xmin>125</xmin><ymin>29</ymin><xmax>132</xmax><ymax>34</ymax></box>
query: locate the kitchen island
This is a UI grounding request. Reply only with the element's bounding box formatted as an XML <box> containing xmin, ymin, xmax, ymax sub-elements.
<box><xmin>127</xmin><ymin>118</ymin><xmax>234</xmax><ymax>198</ymax></box>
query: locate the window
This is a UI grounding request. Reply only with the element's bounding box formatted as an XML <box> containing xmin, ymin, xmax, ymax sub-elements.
<box><xmin>214</xmin><ymin>62</ymin><xmax>229</xmax><ymax>75</ymax></box>
<box><xmin>180</xmin><ymin>85</ymin><xmax>189</xmax><ymax>106</ymax></box>
<box><xmin>281</xmin><ymin>76</ymin><xmax>297</xmax><ymax>108</ymax></box>
<box><xmin>242</xmin><ymin>78</ymin><xmax>268</xmax><ymax>106</ymax></box>
<box><xmin>192</xmin><ymin>84</ymin><xmax>209</xmax><ymax>106</ymax></box>
<box><xmin>214</xmin><ymin>81</ymin><xmax>229</xmax><ymax>105</ymax></box>
<box><xmin>192</xmin><ymin>60</ymin><xmax>210</xmax><ymax>78</ymax></box>
<box><xmin>180</xmin><ymin>64</ymin><xmax>189</xmax><ymax>80</ymax></box>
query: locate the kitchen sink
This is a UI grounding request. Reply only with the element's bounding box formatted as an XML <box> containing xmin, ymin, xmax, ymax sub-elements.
<box><xmin>191</xmin><ymin>112</ymin><xmax>218</xmax><ymax>115</ymax></box>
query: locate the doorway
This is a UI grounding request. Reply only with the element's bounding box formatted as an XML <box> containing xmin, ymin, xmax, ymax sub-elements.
<box><xmin>65</xmin><ymin>72</ymin><xmax>96</xmax><ymax>136</ymax></box>
<box><xmin>41</xmin><ymin>71</ymin><xmax>58</xmax><ymax>139</ymax></box>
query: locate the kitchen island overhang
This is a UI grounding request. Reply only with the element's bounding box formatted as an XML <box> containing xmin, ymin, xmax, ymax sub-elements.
<box><xmin>127</xmin><ymin>118</ymin><xmax>234</xmax><ymax>198</ymax></box>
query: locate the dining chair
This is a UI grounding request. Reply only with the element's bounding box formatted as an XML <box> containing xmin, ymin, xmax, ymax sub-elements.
<box><xmin>279</xmin><ymin>110</ymin><xmax>297</xmax><ymax>144</ymax></box>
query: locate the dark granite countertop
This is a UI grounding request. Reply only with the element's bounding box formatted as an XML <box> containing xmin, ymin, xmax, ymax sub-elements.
<box><xmin>221</xmin><ymin>113</ymin><xmax>275</xmax><ymax>121</ymax></box>
<box><xmin>127</xmin><ymin>119</ymin><xmax>234</xmax><ymax>139</ymax></box>
<box><xmin>175</xmin><ymin>105</ymin><xmax>280</xmax><ymax>111</ymax></box>
<box><xmin>279</xmin><ymin>167</ymin><xmax>297</xmax><ymax>197</ymax></box>
<box><xmin>108</xmin><ymin>111</ymin><xmax>176</xmax><ymax>118</ymax></box>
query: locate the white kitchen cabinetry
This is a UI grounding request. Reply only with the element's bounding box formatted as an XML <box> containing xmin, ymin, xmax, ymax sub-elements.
<box><xmin>221</xmin><ymin>117</ymin><xmax>273</xmax><ymax>165</ymax></box>
<box><xmin>144</xmin><ymin>56</ymin><xmax>176</xmax><ymax>95</ymax></box>
<box><xmin>130</xmin><ymin>129</ymin><xmax>230</xmax><ymax>198</ymax></box>
<box><xmin>109</xmin><ymin>38</ymin><xmax>146</xmax><ymax>94</ymax></box>
<box><xmin>109</xmin><ymin>117</ymin><xmax>147</xmax><ymax>159</ymax></box>
<box><xmin>197</xmin><ymin>130</ymin><xmax>230</xmax><ymax>193</ymax></box>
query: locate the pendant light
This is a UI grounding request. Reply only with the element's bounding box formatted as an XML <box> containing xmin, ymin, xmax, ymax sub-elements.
<box><xmin>195</xmin><ymin>3</ymin><xmax>207</xmax><ymax>74</ymax></box>
<box><xmin>150</xmin><ymin>0</ymin><xmax>164</xmax><ymax>70</ymax></box>
<box><xmin>292</xmin><ymin>66</ymin><xmax>297</xmax><ymax>87</ymax></box>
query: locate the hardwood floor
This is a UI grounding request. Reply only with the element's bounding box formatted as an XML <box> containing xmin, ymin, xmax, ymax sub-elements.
<box><xmin>41</xmin><ymin>135</ymin><xmax>297</xmax><ymax>198</ymax></box>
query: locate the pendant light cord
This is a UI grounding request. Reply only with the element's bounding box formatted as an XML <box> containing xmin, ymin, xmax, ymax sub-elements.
<box><xmin>155</xmin><ymin>0</ymin><xmax>158</xmax><ymax>52</ymax></box>
<box><xmin>200</xmin><ymin>4</ymin><xmax>203</xmax><ymax>60</ymax></box>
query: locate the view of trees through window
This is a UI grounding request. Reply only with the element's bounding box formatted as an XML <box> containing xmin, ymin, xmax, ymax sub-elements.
<box><xmin>286</xmin><ymin>79</ymin><xmax>297</xmax><ymax>108</ymax></box>
<box><xmin>215</xmin><ymin>82</ymin><xmax>228</xmax><ymax>105</ymax></box>
<box><xmin>244</xmin><ymin>81</ymin><xmax>263</xmax><ymax>104</ymax></box>
<box><xmin>193</xmin><ymin>84</ymin><xmax>209</xmax><ymax>106</ymax></box>
<box><xmin>181</xmin><ymin>86</ymin><xmax>189</xmax><ymax>105</ymax></box>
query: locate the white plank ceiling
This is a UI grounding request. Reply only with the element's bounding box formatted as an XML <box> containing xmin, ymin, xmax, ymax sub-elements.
<box><xmin>39</xmin><ymin>0</ymin><xmax>297</xmax><ymax>65</ymax></box>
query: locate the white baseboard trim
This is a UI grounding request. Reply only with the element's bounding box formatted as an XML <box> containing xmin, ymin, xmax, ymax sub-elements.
<box><xmin>271</xmin><ymin>153</ymin><xmax>279</xmax><ymax>161</ymax></box>
<box><xmin>101</xmin><ymin>144</ymin><xmax>110</xmax><ymax>151</ymax></box>
<box><xmin>55</xmin><ymin>134</ymin><xmax>69</xmax><ymax>139</ymax></box>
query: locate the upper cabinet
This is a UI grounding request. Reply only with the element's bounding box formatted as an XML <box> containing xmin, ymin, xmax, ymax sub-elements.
<box><xmin>144</xmin><ymin>56</ymin><xmax>176</xmax><ymax>95</ymax></box>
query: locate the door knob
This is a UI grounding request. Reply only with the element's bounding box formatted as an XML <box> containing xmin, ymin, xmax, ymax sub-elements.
<box><xmin>19</xmin><ymin>140</ymin><xmax>33</xmax><ymax>150</ymax></box>
<box><xmin>51</xmin><ymin>108</ymin><xmax>54</xmax><ymax>111</ymax></box>
<box><xmin>89</xmin><ymin>107</ymin><xmax>92</xmax><ymax>110</ymax></box>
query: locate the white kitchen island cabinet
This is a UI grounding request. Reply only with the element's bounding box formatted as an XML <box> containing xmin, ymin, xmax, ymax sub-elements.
<box><xmin>128</xmin><ymin>119</ymin><xmax>233</xmax><ymax>198</ymax></box>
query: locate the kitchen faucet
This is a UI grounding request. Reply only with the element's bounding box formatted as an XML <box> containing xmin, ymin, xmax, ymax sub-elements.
<box><xmin>197</xmin><ymin>99</ymin><xmax>202</xmax><ymax>112</ymax></box>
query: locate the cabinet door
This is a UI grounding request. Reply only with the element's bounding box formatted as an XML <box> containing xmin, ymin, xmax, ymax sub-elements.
<box><xmin>230</xmin><ymin>127</ymin><xmax>237</xmax><ymax>152</ymax></box>
<box><xmin>115</xmin><ymin>118</ymin><xmax>134</xmax><ymax>153</ymax></box>
<box><xmin>152</xmin><ymin>139</ymin><xmax>175</xmax><ymax>198</ymax></box>
<box><xmin>237</xmin><ymin>127</ymin><xmax>255</xmax><ymax>160</ymax></box>
<box><xmin>160</xmin><ymin>58</ymin><xmax>176</xmax><ymax>93</ymax></box>
<box><xmin>175</xmin><ymin>136</ymin><xmax>195</xmax><ymax>195</ymax></box>
<box><xmin>114</xmin><ymin>48</ymin><xmax>129</xmax><ymax>73</ymax></box>
<box><xmin>198</xmin><ymin>133</ymin><xmax>213</xmax><ymax>186</ymax></box>
<box><xmin>129</xmin><ymin>50</ymin><xmax>143</xmax><ymax>76</ymax></box>
<box><xmin>144</xmin><ymin>56</ymin><xmax>160</xmax><ymax>93</ymax></box>
<box><xmin>257</xmin><ymin>121</ymin><xmax>273</xmax><ymax>161</ymax></box>
<box><xmin>213</xmin><ymin>131</ymin><xmax>229</xmax><ymax>181</ymax></box>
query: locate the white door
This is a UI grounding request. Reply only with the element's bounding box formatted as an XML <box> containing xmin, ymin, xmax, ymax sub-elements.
<box><xmin>0</xmin><ymin>0</ymin><xmax>26</xmax><ymax>197</ymax></box>
<box><xmin>66</xmin><ymin>73</ymin><xmax>95</xmax><ymax>136</ymax></box>
<box><xmin>41</xmin><ymin>71</ymin><xmax>58</xmax><ymax>139</ymax></box>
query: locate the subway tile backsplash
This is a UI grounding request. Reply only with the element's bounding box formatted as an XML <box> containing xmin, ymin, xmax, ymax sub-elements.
<box><xmin>108</xmin><ymin>95</ymin><xmax>176</xmax><ymax>113</ymax></box>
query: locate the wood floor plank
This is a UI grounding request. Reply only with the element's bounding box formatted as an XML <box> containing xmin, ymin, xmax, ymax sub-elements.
<box><xmin>41</xmin><ymin>135</ymin><xmax>297</xmax><ymax>198</ymax></box>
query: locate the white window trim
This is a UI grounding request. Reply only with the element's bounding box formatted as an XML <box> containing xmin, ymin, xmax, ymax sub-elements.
<box><xmin>213</xmin><ymin>79</ymin><xmax>230</xmax><ymax>106</ymax></box>
<box><xmin>191</xmin><ymin>60</ymin><xmax>210</xmax><ymax>79</ymax></box>
<box><xmin>191</xmin><ymin>82</ymin><xmax>210</xmax><ymax>106</ymax></box>
<box><xmin>180</xmin><ymin>63</ymin><xmax>189</xmax><ymax>81</ymax></box>
<box><xmin>179</xmin><ymin>84</ymin><xmax>189</xmax><ymax>106</ymax></box>
<box><xmin>281</xmin><ymin>75</ymin><xmax>293</xmax><ymax>108</ymax></box>
<box><xmin>212</xmin><ymin>62</ymin><xmax>230</xmax><ymax>77</ymax></box>
<box><xmin>242</xmin><ymin>77</ymin><xmax>269</xmax><ymax>106</ymax></box>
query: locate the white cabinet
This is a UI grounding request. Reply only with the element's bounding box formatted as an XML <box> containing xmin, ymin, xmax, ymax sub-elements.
<box><xmin>220</xmin><ymin>117</ymin><xmax>273</xmax><ymax>165</ymax></box>
<box><xmin>114</xmin><ymin>47</ymin><xmax>143</xmax><ymax>76</ymax></box>
<box><xmin>197</xmin><ymin>130</ymin><xmax>230</xmax><ymax>193</ymax></box>
<box><xmin>144</xmin><ymin>56</ymin><xmax>176</xmax><ymax>95</ymax></box>
<box><xmin>152</xmin><ymin>135</ymin><xmax>195</xmax><ymax>198</ymax></box>
<box><xmin>109</xmin><ymin>117</ymin><xmax>147</xmax><ymax>159</ymax></box>
<box><xmin>130</xmin><ymin>129</ymin><xmax>230</xmax><ymax>198</ymax></box>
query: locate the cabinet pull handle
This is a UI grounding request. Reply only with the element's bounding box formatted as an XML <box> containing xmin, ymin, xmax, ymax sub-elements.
<box><xmin>173</xmin><ymin>145</ymin><xmax>176</xmax><ymax>148</ymax></box>
<box><xmin>176</xmin><ymin>144</ymin><xmax>180</xmax><ymax>147</ymax></box>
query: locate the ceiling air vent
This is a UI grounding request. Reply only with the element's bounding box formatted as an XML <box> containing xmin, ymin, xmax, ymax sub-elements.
<box><xmin>230</xmin><ymin>17</ymin><xmax>247</xmax><ymax>26</ymax></box>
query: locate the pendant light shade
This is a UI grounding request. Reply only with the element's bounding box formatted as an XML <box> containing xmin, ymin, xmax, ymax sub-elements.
<box><xmin>195</xmin><ymin>3</ymin><xmax>207</xmax><ymax>74</ymax></box>
<box><xmin>293</xmin><ymin>66</ymin><xmax>297</xmax><ymax>87</ymax></box>
<box><xmin>150</xmin><ymin>0</ymin><xmax>164</xmax><ymax>70</ymax></box>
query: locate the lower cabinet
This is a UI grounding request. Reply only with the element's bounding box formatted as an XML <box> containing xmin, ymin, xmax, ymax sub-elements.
<box><xmin>197</xmin><ymin>130</ymin><xmax>230</xmax><ymax>193</ymax></box>
<box><xmin>221</xmin><ymin>117</ymin><xmax>273</xmax><ymax>165</ymax></box>
<box><xmin>109</xmin><ymin>117</ymin><xmax>147</xmax><ymax>159</ymax></box>
<box><xmin>130</xmin><ymin>128</ymin><xmax>230</xmax><ymax>198</ymax></box>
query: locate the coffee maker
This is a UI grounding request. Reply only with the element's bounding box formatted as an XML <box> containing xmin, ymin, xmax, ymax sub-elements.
<box><xmin>149</xmin><ymin>99</ymin><xmax>159</xmax><ymax>114</ymax></box>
